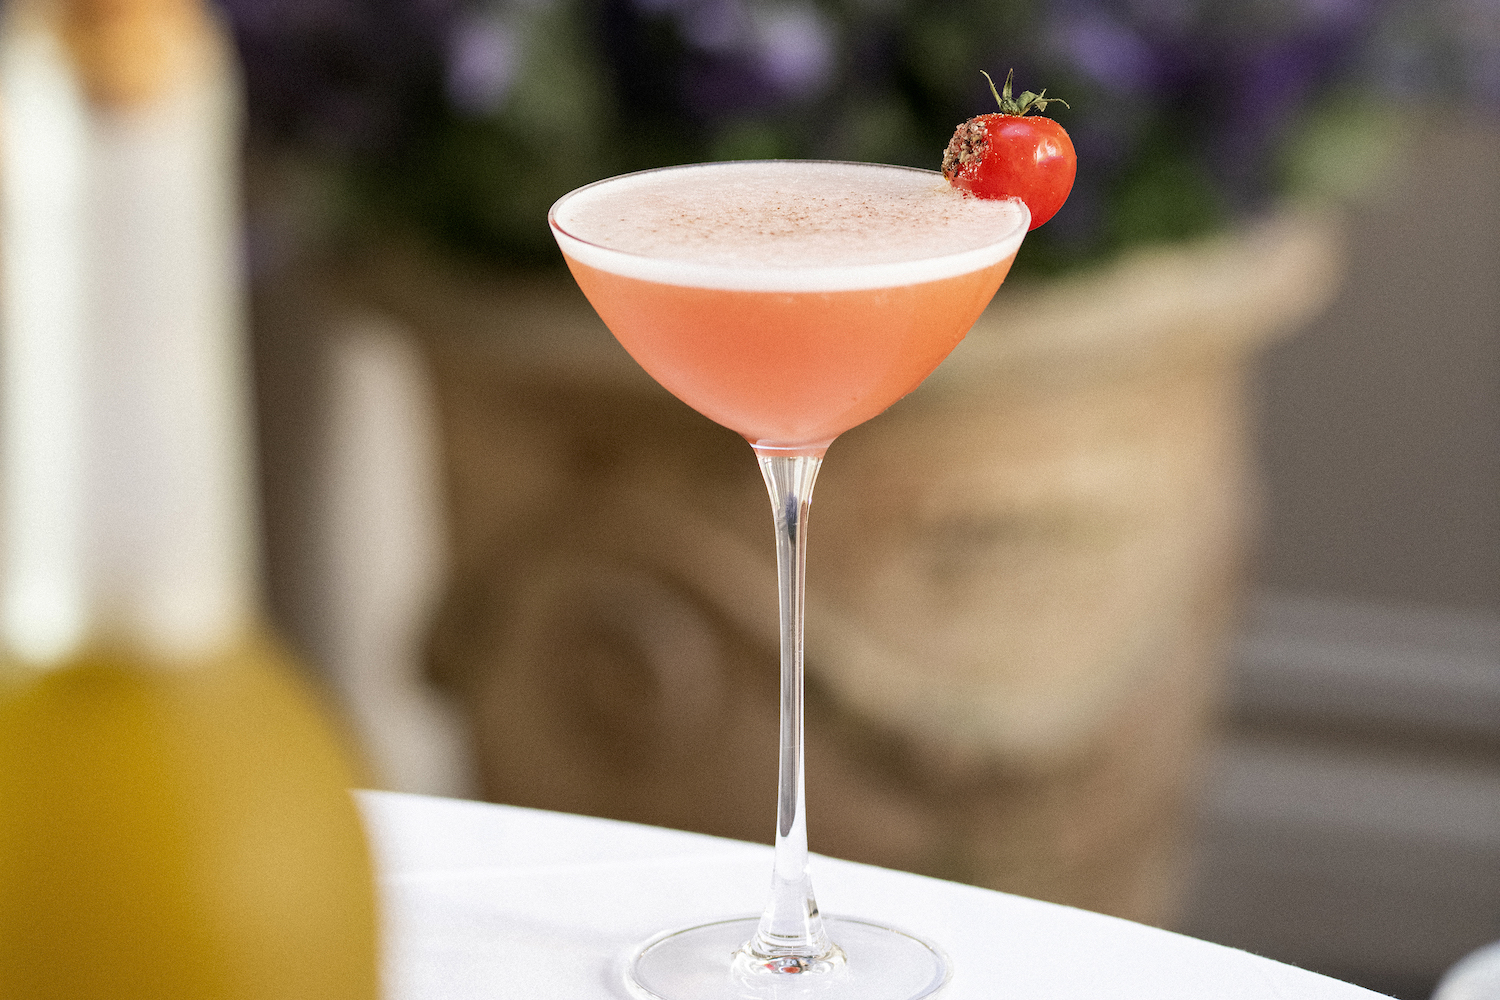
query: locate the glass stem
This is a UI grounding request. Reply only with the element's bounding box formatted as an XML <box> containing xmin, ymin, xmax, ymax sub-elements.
<box><xmin>742</xmin><ymin>448</ymin><xmax>841</xmax><ymax>970</ymax></box>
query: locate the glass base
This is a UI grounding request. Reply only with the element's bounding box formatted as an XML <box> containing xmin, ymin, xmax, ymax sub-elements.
<box><xmin>625</xmin><ymin>915</ymin><xmax>951</xmax><ymax>1000</ymax></box>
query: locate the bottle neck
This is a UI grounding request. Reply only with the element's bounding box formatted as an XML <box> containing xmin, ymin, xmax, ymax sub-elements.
<box><xmin>58</xmin><ymin>0</ymin><xmax>215</xmax><ymax>108</ymax></box>
<box><xmin>0</xmin><ymin>8</ymin><xmax>255</xmax><ymax>666</ymax></box>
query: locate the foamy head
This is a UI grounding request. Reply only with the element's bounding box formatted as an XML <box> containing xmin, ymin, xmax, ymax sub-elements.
<box><xmin>549</xmin><ymin>161</ymin><xmax>1028</xmax><ymax>292</ymax></box>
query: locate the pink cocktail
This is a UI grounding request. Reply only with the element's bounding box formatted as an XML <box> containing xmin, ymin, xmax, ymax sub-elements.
<box><xmin>552</xmin><ymin>161</ymin><xmax>1025</xmax><ymax>452</ymax></box>
<box><xmin>550</xmin><ymin>161</ymin><xmax>1028</xmax><ymax>1000</ymax></box>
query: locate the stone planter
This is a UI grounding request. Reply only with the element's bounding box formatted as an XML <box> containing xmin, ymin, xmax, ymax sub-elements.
<box><xmin>346</xmin><ymin>210</ymin><xmax>1342</xmax><ymax>926</ymax></box>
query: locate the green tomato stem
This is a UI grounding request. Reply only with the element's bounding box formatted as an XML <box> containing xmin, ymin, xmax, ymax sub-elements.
<box><xmin>982</xmin><ymin>69</ymin><xmax>1070</xmax><ymax>117</ymax></box>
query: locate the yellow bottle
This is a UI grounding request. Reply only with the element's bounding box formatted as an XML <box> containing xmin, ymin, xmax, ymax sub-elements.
<box><xmin>0</xmin><ymin>641</ymin><xmax>379</xmax><ymax>999</ymax></box>
<box><xmin>0</xmin><ymin>1</ymin><xmax>380</xmax><ymax>996</ymax></box>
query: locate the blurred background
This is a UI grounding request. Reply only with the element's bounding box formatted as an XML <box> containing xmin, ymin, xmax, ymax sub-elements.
<box><xmin>231</xmin><ymin>0</ymin><xmax>1499</xmax><ymax>997</ymax></box>
<box><xmin>6</xmin><ymin>0</ymin><xmax>1496</xmax><ymax>996</ymax></box>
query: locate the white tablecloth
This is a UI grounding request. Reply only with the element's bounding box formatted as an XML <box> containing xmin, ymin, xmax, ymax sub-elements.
<box><xmin>359</xmin><ymin>791</ymin><xmax>1388</xmax><ymax>1000</ymax></box>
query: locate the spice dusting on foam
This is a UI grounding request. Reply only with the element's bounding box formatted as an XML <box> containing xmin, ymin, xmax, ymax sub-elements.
<box><xmin>555</xmin><ymin>162</ymin><xmax>1024</xmax><ymax>270</ymax></box>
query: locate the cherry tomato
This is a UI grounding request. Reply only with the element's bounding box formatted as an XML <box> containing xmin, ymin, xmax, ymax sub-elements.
<box><xmin>941</xmin><ymin>71</ymin><xmax>1076</xmax><ymax>230</ymax></box>
<box><xmin>943</xmin><ymin>113</ymin><xmax>1076</xmax><ymax>229</ymax></box>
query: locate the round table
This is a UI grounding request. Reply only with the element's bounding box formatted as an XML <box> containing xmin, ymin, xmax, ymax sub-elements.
<box><xmin>359</xmin><ymin>791</ymin><xmax>1387</xmax><ymax>999</ymax></box>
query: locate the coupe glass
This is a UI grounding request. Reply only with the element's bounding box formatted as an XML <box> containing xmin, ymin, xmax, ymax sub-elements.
<box><xmin>548</xmin><ymin>160</ymin><xmax>1028</xmax><ymax>1000</ymax></box>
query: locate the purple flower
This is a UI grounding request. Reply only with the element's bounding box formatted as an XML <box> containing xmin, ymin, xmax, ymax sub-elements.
<box><xmin>754</xmin><ymin>6</ymin><xmax>835</xmax><ymax>95</ymax></box>
<box><xmin>447</xmin><ymin>14</ymin><xmax>520</xmax><ymax>115</ymax></box>
<box><xmin>1051</xmin><ymin>14</ymin><xmax>1158</xmax><ymax>93</ymax></box>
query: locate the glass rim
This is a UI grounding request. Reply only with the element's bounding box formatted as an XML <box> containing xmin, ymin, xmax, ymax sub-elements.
<box><xmin>547</xmin><ymin>160</ymin><xmax>1029</xmax><ymax>293</ymax></box>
